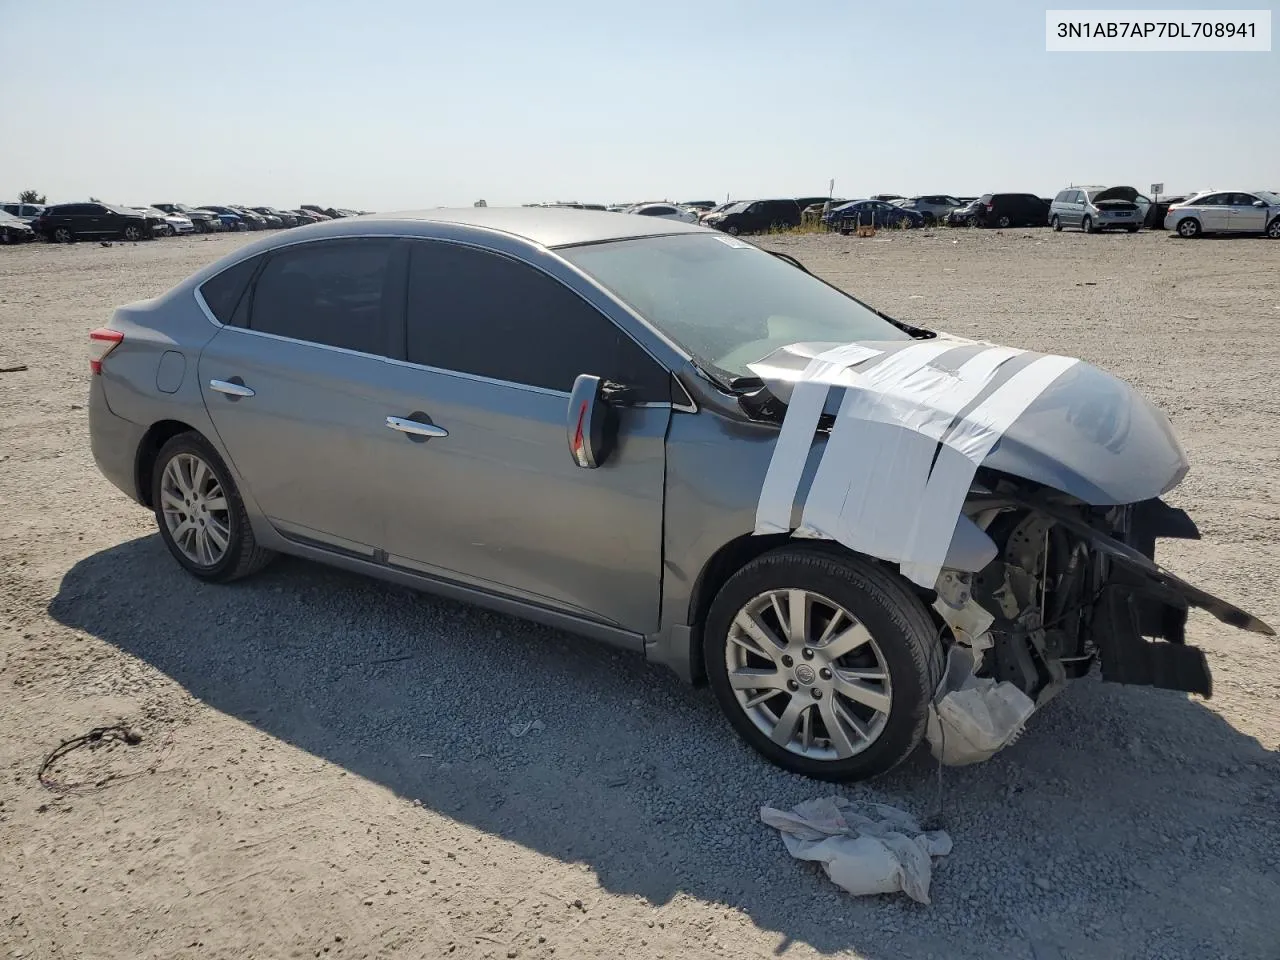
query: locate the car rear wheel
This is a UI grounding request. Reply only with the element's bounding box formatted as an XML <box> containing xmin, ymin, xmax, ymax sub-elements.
<box><xmin>152</xmin><ymin>432</ymin><xmax>275</xmax><ymax>583</ymax></box>
<box><xmin>1050</xmin><ymin>215</ymin><xmax>1062</xmax><ymax>231</ymax></box>
<box><xmin>53</xmin><ymin>226</ymin><xmax>74</xmax><ymax>243</ymax></box>
<box><xmin>1266</xmin><ymin>218</ymin><xmax>1280</xmax><ymax>239</ymax></box>
<box><xmin>1177</xmin><ymin>218</ymin><xmax>1201</xmax><ymax>238</ymax></box>
<box><xmin>704</xmin><ymin>546</ymin><xmax>944</xmax><ymax>782</ymax></box>
<box><xmin>995</xmin><ymin>214</ymin><xmax>1011</xmax><ymax>228</ymax></box>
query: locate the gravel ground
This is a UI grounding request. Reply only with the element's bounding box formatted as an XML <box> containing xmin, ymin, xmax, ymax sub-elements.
<box><xmin>1</xmin><ymin>228</ymin><xmax>1278</xmax><ymax>960</ymax></box>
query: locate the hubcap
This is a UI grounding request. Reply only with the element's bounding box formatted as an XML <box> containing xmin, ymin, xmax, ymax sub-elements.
<box><xmin>160</xmin><ymin>453</ymin><xmax>231</xmax><ymax>567</ymax></box>
<box><xmin>1180</xmin><ymin>221</ymin><xmax>1196</xmax><ymax>236</ymax></box>
<box><xmin>725</xmin><ymin>589</ymin><xmax>892</xmax><ymax>761</ymax></box>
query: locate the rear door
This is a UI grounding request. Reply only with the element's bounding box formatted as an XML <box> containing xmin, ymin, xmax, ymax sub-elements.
<box><xmin>1195</xmin><ymin>193</ymin><xmax>1230</xmax><ymax>231</ymax></box>
<box><xmin>197</xmin><ymin>237</ymin><xmax>405</xmax><ymax>557</ymax></box>
<box><xmin>374</xmin><ymin>239</ymin><xmax>671</xmax><ymax>633</ymax></box>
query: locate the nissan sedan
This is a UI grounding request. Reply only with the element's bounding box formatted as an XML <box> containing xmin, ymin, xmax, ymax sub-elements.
<box><xmin>86</xmin><ymin>209</ymin><xmax>1272</xmax><ymax>781</ymax></box>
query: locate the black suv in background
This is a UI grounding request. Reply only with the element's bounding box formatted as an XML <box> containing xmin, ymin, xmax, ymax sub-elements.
<box><xmin>952</xmin><ymin>193</ymin><xmax>1049</xmax><ymax>228</ymax></box>
<box><xmin>32</xmin><ymin>203</ymin><xmax>157</xmax><ymax>243</ymax></box>
<box><xmin>702</xmin><ymin>198</ymin><xmax>802</xmax><ymax>234</ymax></box>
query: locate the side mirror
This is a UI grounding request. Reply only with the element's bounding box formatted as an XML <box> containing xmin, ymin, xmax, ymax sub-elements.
<box><xmin>566</xmin><ymin>374</ymin><xmax>618</xmax><ymax>469</ymax></box>
<box><xmin>1254</xmin><ymin>200</ymin><xmax>1267</xmax><ymax>207</ymax></box>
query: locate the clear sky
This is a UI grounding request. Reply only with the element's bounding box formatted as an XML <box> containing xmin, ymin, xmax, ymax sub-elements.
<box><xmin>2</xmin><ymin>0</ymin><xmax>1276</xmax><ymax>209</ymax></box>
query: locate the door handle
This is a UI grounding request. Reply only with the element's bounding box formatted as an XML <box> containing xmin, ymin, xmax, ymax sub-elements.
<box><xmin>209</xmin><ymin>379</ymin><xmax>255</xmax><ymax>398</ymax></box>
<box><xmin>386</xmin><ymin>416</ymin><xmax>448</xmax><ymax>439</ymax></box>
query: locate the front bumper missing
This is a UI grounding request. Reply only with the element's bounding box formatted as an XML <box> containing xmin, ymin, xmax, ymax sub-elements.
<box><xmin>1020</xmin><ymin>493</ymin><xmax>1274</xmax><ymax>698</ymax></box>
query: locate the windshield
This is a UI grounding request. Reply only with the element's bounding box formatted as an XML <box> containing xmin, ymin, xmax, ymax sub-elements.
<box><xmin>1257</xmin><ymin>190</ymin><xmax>1280</xmax><ymax>205</ymax></box>
<box><xmin>558</xmin><ymin>233</ymin><xmax>910</xmax><ymax>378</ymax></box>
<box><xmin>0</xmin><ymin>211</ymin><xmax>22</xmax><ymax>224</ymax></box>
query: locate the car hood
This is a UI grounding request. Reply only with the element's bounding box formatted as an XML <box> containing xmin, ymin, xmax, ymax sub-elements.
<box><xmin>1091</xmin><ymin>185</ymin><xmax>1140</xmax><ymax>203</ymax></box>
<box><xmin>745</xmin><ymin>336</ymin><xmax>1189</xmax><ymax>506</ymax></box>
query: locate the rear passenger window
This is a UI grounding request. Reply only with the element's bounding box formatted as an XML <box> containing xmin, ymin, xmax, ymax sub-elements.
<box><xmin>406</xmin><ymin>241</ymin><xmax>670</xmax><ymax>401</ymax></box>
<box><xmin>199</xmin><ymin>255</ymin><xmax>263</xmax><ymax>324</ymax></box>
<box><xmin>248</xmin><ymin>239</ymin><xmax>393</xmax><ymax>355</ymax></box>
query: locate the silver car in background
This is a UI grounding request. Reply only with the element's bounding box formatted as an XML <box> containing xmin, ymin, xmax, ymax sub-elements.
<box><xmin>1049</xmin><ymin>186</ymin><xmax>1145</xmax><ymax>233</ymax></box>
<box><xmin>86</xmin><ymin>208</ymin><xmax>1271</xmax><ymax>782</ymax></box>
<box><xmin>1164</xmin><ymin>190</ymin><xmax>1280</xmax><ymax>238</ymax></box>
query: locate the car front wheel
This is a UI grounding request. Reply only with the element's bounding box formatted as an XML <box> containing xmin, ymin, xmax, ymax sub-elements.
<box><xmin>152</xmin><ymin>432</ymin><xmax>274</xmax><ymax>582</ymax></box>
<box><xmin>1267</xmin><ymin>217</ymin><xmax>1280</xmax><ymax>239</ymax></box>
<box><xmin>704</xmin><ymin>546</ymin><xmax>944</xmax><ymax>782</ymax></box>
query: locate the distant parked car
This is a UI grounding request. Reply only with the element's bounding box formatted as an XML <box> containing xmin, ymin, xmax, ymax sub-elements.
<box><xmin>1164</xmin><ymin>190</ymin><xmax>1280</xmax><ymax>238</ymax></box>
<box><xmin>628</xmin><ymin>203</ymin><xmax>699</xmax><ymax>223</ymax></box>
<box><xmin>892</xmin><ymin>196</ymin><xmax>963</xmax><ymax>225</ymax></box>
<box><xmin>133</xmin><ymin>206</ymin><xmax>195</xmax><ymax>236</ymax></box>
<box><xmin>288</xmin><ymin>210</ymin><xmax>322</xmax><ymax>225</ymax></box>
<box><xmin>702</xmin><ymin>199</ymin><xmax>802</xmax><ymax>235</ymax></box>
<box><xmin>957</xmin><ymin>193</ymin><xmax>1049</xmax><ymax>228</ymax></box>
<box><xmin>1050</xmin><ymin>186</ymin><xmax>1144</xmax><ymax>233</ymax></box>
<box><xmin>226</xmin><ymin>206</ymin><xmax>271</xmax><ymax>230</ymax></box>
<box><xmin>152</xmin><ymin>204</ymin><xmax>222</xmax><ymax>233</ymax></box>
<box><xmin>198</xmin><ymin>206</ymin><xmax>250</xmax><ymax>231</ymax></box>
<box><xmin>32</xmin><ymin>202</ymin><xmax>158</xmax><ymax>243</ymax></box>
<box><xmin>1</xmin><ymin>202</ymin><xmax>46</xmax><ymax>223</ymax></box>
<box><xmin>0</xmin><ymin>210</ymin><xmax>37</xmax><ymax>243</ymax></box>
<box><xmin>824</xmin><ymin>199</ymin><xmax>924</xmax><ymax>232</ymax></box>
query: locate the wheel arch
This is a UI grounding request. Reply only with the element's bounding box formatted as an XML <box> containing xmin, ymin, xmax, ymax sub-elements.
<box><xmin>135</xmin><ymin>419</ymin><xmax>200</xmax><ymax>507</ymax></box>
<box><xmin>682</xmin><ymin>533</ymin><xmax>933</xmax><ymax>685</ymax></box>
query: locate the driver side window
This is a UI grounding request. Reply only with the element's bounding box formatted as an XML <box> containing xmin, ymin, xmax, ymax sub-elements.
<box><xmin>405</xmin><ymin>241</ymin><xmax>671</xmax><ymax>402</ymax></box>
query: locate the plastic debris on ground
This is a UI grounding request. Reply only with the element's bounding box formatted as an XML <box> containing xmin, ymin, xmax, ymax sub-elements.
<box><xmin>925</xmin><ymin>645</ymin><xmax>1035</xmax><ymax>766</ymax></box>
<box><xmin>760</xmin><ymin>796</ymin><xmax>952</xmax><ymax>904</ymax></box>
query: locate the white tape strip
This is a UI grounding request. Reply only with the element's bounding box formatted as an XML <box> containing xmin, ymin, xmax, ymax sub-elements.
<box><xmin>753</xmin><ymin>343</ymin><xmax>883</xmax><ymax>535</ymax></box>
<box><xmin>899</xmin><ymin>354</ymin><xmax>1079</xmax><ymax>586</ymax></box>
<box><xmin>797</xmin><ymin>345</ymin><xmax>1024</xmax><ymax>562</ymax></box>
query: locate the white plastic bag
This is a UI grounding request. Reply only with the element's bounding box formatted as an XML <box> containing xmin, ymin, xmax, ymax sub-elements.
<box><xmin>760</xmin><ymin>796</ymin><xmax>952</xmax><ymax>904</ymax></box>
<box><xmin>925</xmin><ymin>645</ymin><xmax>1035</xmax><ymax>766</ymax></box>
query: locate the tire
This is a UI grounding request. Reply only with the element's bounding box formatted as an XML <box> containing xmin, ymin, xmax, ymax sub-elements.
<box><xmin>164</xmin><ymin>224</ymin><xmax>175</xmax><ymax>237</ymax></box>
<box><xmin>53</xmin><ymin>226</ymin><xmax>74</xmax><ymax>243</ymax></box>
<box><xmin>151</xmin><ymin>432</ymin><xmax>275</xmax><ymax>583</ymax></box>
<box><xmin>1177</xmin><ymin>218</ymin><xmax>1201</xmax><ymax>238</ymax></box>
<box><xmin>1050</xmin><ymin>215</ymin><xmax>1062</xmax><ymax>231</ymax></box>
<box><xmin>1267</xmin><ymin>217</ymin><xmax>1280</xmax><ymax>239</ymax></box>
<box><xmin>122</xmin><ymin>223</ymin><xmax>143</xmax><ymax>241</ymax></box>
<box><xmin>725</xmin><ymin>224</ymin><xmax>740</xmax><ymax>236</ymax></box>
<box><xmin>703</xmin><ymin>546</ymin><xmax>944</xmax><ymax>782</ymax></box>
<box><xmin>995</xmin><ymin>214</ymin><xmax>1011</xmax><ymax>228</ymax></box>
<box><xmin>1081</xmin><ymin>215</ymin><xmax>1094</xmax><ymax>234</ymax></box>
<box><xmin>0</xmin><ymin>229</ymin><xmax>11</xmax><ymax>244</ymax></box>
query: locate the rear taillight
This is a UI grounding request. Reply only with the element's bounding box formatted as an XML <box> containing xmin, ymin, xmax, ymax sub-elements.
<box><xmin>89</xmin><ymin>328</ymin><xmax>123</xmax><ymax>374</ymax></box>
<box><xmin>985</xmin><ymin>201</ymin><xmax>994</xmax><ymax>210</ymax></box>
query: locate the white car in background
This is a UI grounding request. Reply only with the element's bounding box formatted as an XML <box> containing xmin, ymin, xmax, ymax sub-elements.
<box><xmin>133</xmin><ymin>205</ymin><xmax>195</xmax><ymax>236</ymax></box>
<box><xmin>1164</xmin><ymin>190</ymin><xmax>1280</xmax><ymax>238</ymax></box>
<box><xmin>626</xmin><ymin>202</ymin><xmax>699</xmax><ymax>223</ymax></box>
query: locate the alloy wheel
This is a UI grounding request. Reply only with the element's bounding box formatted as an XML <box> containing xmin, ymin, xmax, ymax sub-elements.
<box><xmin>160</xmin><ymin>453</ymin><xmax>232</xmax><ymax>567</ymax></box>
<box><xmin>54</xmin><ymin>227</ymin><xmax>73</xmax><ymax>243</ymax></box>
<box><xmin>724</xmin><ymin>589</ymin><xmax>892</xmax><ymax>761</ymax></box>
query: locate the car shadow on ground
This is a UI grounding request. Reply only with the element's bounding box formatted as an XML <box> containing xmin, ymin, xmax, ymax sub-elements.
<box><xmin>50</xmin><ymin>535</ymin><xmax>1280</xmax><ymax>959</ymax></box>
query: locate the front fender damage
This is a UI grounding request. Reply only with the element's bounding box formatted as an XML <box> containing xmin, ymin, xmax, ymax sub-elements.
<box><xmin>745</xmin><ymin>337</ymin><xmax>1273</xmax><ymax>767</ymax></box>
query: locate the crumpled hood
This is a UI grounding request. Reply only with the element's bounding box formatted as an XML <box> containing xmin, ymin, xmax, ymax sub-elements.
<box><xmin>746</xmin><ymin>337</ymin><xmax>1189</xmax><ymax>506</ymax></box>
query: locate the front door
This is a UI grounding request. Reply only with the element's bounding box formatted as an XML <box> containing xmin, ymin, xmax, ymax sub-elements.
<box><xmin>1227</xmin><ymin>193</ymin><xmax>1267</xmax><ymax>233</ymax></box>
<box><xmin>198</xmin><ymin>237</ymin><xmax>402</xmax><ymax>557</ymax></box>
<box><xmin>376</xmin><ymin>239</ymin><xmax>671</xmax><ymax>634</ymax></box>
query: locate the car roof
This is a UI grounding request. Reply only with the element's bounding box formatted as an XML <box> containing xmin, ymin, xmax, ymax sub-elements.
<box><xmin>250</xmin><ymin>206</ymin><xmax>708</xmax><ymax>248</ymax></box>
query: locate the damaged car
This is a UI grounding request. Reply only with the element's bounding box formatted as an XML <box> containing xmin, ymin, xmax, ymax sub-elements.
<box><xmin>1050</xmin><ymin>185</ymin><xmax>1149</xmax><ymax>233</ymax></box>
<box><xmin>85</xmin><ymin>209</ymin><xmax>1273</xmax><ymax>783</ymax></box>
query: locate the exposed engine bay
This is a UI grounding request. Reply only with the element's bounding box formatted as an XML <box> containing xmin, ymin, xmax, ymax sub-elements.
<box><xmin>933</xmin><ymin>473</ymin><xmax>1272</xmax><ymax>708</ymax></box>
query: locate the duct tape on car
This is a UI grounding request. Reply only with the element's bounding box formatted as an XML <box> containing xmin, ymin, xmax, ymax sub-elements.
<box><xmin>751</xmin><ymin>339</ymin><xmax>1079</xmax><ymax>588</ymax></box>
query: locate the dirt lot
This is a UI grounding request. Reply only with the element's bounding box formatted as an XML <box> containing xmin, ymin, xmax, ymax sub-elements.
<box><xmin>2</xmin><ymin>227</ymin><xmax>1278</xmax><ymax>960</ymax></box>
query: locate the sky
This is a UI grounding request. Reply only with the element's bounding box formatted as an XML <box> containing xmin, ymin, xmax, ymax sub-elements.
<box><xmin>1</xmin><ymin>0</ymin><xmax>1276</xmax><ymax>209</ymax></box>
